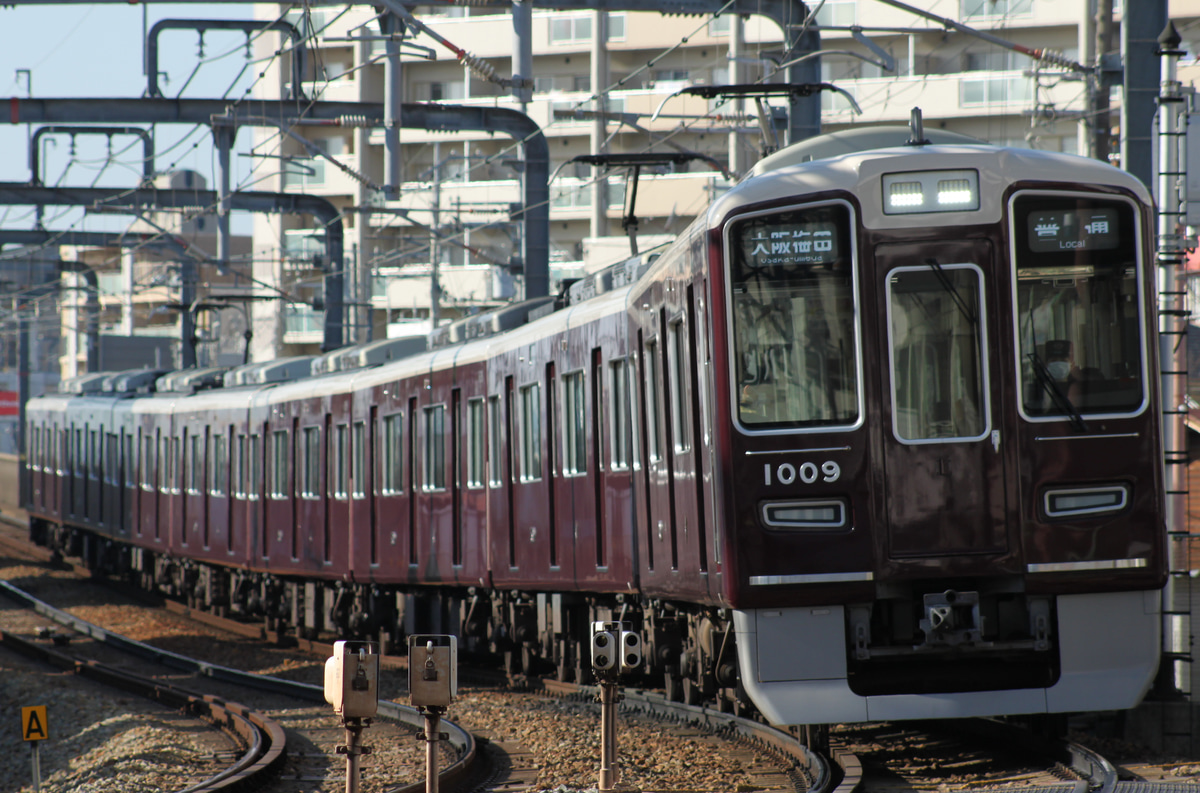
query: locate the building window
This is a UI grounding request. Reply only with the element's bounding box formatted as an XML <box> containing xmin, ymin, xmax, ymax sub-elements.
<box><xmin>381</xmin><ymin>413</ymin><xmax>404</xmax><ymax>494</ymax></box>
<box><xmin>270</xmin><ymin>429</ymin><xmax>289</xmax><ymax>499</ymax></box>
<box><xmin>548</xmin><ymin>12</ymin><xmax>625</xmax><ymax>44</ymax></box>
<box><xmin>961</xmin><ymin>0</ymin><xmax>1031</xmax><ymax>18</ymax></box>
<box><xmin>960</xmin><ymin>75</ymin><xmax>1031</xmax><ymax>106</ymax></box>
<box><xmin>302</xmin><ymin>426</ymin><xmax>321</xmax><ymax>499</ymax></box>
<box><xmin>520</xmin><ymin>383</ymin><xmax>542</xmax><ymax>481</ymax></box>
<box><xmin>467</xmin><ymin>398</ymin><xmax>485</xmax><ymax>488</ymax></box>
<box><xmin>608</xmin><ymin>13</ymin><xmax>625</xmax><ymax>40</ymax></box>
<box><xmin>550</xmin><ymin>13</ymin><xmax>591</xmax><ymax>43</ymax></box>
<box><xmin>418</xmin><ymin>80</ymin><xmax>466</xmax><ymax>102</ymax></box>
<box><xmin>424</xmin><ymin>405</ymin><xmax>446</xmax><ymax>491</ymax></box>
<box><xmin>815</xmin><ymin>0</ymin><xmax>856</xmax><ymax>26</ymax></box>
<box><xmin>563</xmin><ymin>372</ymin><xmax>587</xmax><ymax>476</ymax></box>
<box><xmin>653</xmin><ymin>68</ymin><xmax>690</xmax><ymax>84</ymax></box>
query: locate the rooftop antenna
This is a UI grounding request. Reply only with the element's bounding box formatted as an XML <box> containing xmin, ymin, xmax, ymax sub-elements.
<box><xmin>906</xmin><ymin>107</ymin><xmax>931</xmax><ymax>146</ymax></box>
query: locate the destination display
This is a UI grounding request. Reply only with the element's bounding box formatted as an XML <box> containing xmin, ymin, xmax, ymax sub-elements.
<box><xmin>1027</xmin><ymin>207</ymin><xmax>1119</xmax><ymax>253</ymax></box>
<box><xmin>738</xmin><ymin>219</ymin><xmax>841</xmax><ymax>268</ymax></box>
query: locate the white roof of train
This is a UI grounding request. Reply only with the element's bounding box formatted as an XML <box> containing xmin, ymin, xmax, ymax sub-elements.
<box><xmin>711</xmin><ymin>143</ymin><xmax>1152</xmax><ymax>230</ymax></box>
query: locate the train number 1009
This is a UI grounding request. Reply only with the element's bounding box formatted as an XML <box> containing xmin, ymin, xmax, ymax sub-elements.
<box><xmin>763</xmin><ymin>461</ymin><xmax>841</xmax><ymax>486</ymax></box>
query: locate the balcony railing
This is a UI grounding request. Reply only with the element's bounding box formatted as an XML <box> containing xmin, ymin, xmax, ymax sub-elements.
<box><xmin>284</xmin><ymin>304</ymin><xmax>324</xmax><ymax>337</ymax></box>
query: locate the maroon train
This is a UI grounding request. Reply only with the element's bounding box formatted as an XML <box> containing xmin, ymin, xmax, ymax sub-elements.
<box><xmin>24</xmin><ymin>127</ymin><xmax>1168</xmax><ymax>725</ymax></box>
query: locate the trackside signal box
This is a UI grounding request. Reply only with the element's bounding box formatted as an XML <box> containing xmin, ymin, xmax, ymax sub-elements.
<box><xmin>408</xmin><ymin>634</ymin><xmax>457</xmax><ymax>708</ymax></box>
<box><xmin>324</xmin><ymin>640</ymin><xmax>380</xmax><ymax>719</ymax></box>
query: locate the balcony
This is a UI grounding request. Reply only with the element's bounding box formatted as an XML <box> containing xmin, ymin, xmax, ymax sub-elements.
<box><xmin>820</xmin><ymin>71</ymin><xmax>1082</xmax><ymax>126</ymax></box>
<box><xmin>283</xmin><ymin>303</ymin><xmax>324</xmax><ymax>344</ymax></box>
<box><xmin>281</xmin><ymin>153</ymin><xmax>361</xmax><ymax>197</ymax></box>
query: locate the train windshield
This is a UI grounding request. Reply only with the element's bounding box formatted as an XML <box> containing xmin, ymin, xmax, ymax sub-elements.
<box><xmin>727</xmin><ymin>203</ymin><xmax>859</xmax><ymax>429</ymax></box>
<box><xmin>1012</xmin><ymin>194</ymin><xmax>1145</xmax><ymax>418</ymax></box>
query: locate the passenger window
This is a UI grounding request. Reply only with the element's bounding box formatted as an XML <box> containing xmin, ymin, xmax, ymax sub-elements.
<box><xmin>381</xmin><ymin>414</ymin><xmax>404</xmax><ymax>494</ymax></box>
<box><xmin>519</xmin><ymin>384</ymin><xmax>542</xmax><ymax>481</ymax></box>
<box><xmin>467</xmin><ymin>398</ymin><xmax>485</xmax><ymax>488</ymax></box>
<box><xmin>645</xmin><ymin>341</ymin><xmax>662</xmax><ymax>462</ymax></box>
<box><xmin>669</xmin><ymin>319</ymin><xmax>689</xmax><ymax>452</ymax></box>
<box><xmin>332</xmin><ymin>423</ymin><xmax>349</xmax><ymax>499</ymax></box>
<box><xmin>728</xmin><ymin>202</ymin><xmax>860</xmax><ymax>429</ymax></box>
<box><xmin>488</xmin><ymin>396</ymin><xmax>503</xmax><ymax>487</ymax></box>
<box><xmin>1013</xmin><ymin>194</ymin><xmax>1145</xmax><ymax>418</ymax></box>
<box><xmin>269</xmin><ymin>429</ymin><xmax>289</xmax><ymax>499</ymax></box>
<box><xmin>563</xmin><ymin>372</ymin><xmax>586</xmax><ymax>476</ymax></box>
<box><xmin>351</xmin><ymin>422</ymin><xmax>366</xmax><ymax>499</ymax></box>
<box><xmin>211</xmin><ymin>434</ymin><xmax>228</xmax><ymax>497</ymax></box>
<box><xmin>887</xmin><ymin>264</ymin><xmax>988</xmax><ymax>442</ymax></box>
<box><xmin>423</xmin><ymin>405</ymin><xmax>446</xmax><ymax>491</ymax></box>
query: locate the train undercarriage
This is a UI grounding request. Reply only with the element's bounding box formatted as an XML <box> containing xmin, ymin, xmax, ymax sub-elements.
<box><xmin>31</xmin><ymin>518</ymin><xmax>753</xmax><ymax>714</ymax></box>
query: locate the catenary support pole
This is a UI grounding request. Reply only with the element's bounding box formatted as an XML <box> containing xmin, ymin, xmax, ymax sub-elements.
<box><xmin>1155</xmin><ymin>20</ymin><xmax>1191</xmax><ymax>699</ymax></box>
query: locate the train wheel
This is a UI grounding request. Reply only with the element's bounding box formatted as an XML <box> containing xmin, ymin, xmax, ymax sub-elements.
<box><xmin>801</xmin><ymin>725</ymin><xmax>829</xmax><ymax>755</ymax></box>
<box><xmin>682</xmin><ymin>676</ymin><xmax>701</xmax><ymax>706</ymax></box>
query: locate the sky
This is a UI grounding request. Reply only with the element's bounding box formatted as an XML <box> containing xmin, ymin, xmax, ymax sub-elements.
<box><xmin>0</xmin><ymin>2</ymin><xmax>267</xmax><ymax>235</ymax></box>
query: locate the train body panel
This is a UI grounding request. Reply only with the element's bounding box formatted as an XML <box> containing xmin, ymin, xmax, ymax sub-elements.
<box><xmin>24</xmin><ymin>131</ymin><xmax>1170</xmax><ymax>726</ymax></box>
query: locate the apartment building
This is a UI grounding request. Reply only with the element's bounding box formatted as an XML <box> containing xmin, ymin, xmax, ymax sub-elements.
<box><xmin>250</xmin><ymin>0</ymin><xmax>1200</xmax><ymax>359</ymax></box>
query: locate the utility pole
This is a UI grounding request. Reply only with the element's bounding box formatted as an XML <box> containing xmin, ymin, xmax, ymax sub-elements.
<box><xmin>1092</xmin><ymin>0</ymin><xmax>1114</xmax><ymax>163</ymax></box>
<box><xmin>431</xmin><ymin>142</ymin><xmax>442</xmax><ymax>329</ymax></box>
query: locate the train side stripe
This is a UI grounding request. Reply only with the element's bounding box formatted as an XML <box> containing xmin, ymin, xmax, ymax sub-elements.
<box><xmin>749</xmin><ymin>572</ymin><xmax>874</xmax><ymax>585</ymax></box>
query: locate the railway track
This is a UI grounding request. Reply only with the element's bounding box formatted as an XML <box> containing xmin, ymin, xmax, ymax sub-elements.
<box><xmin>0</xmin><ymin>577</ymin><xmax>477</xmax><ymax>792</ymax></box>
<box><xmin>538</xmin><ymin>677</ymin><xmax>835</xmax><ymax>793</ymax></box>
<box><xmin>833</xmin><ymin>718</ymin><xmax>1114</xmax><ymax>793</ymax></box>
<box><xmin>5</xmin><ymin>515</ymin><xmax>1200</xmax><ymax>793</ymax></box>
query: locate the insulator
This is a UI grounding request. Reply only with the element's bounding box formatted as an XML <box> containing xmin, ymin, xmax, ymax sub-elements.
<box><xmin>337</xmin><ymin>115</ymin><xmax>371</xmax><ymax>128</ymax></box>
<box><xmin>459</xmin><ymin>51</ymin><xmax>500</xmax><ymax>83</ymax></box>
<box><xmin>1036</xmin><ymin>49</ymin><xmax>1076</xmax><ymax>70</ymax></box>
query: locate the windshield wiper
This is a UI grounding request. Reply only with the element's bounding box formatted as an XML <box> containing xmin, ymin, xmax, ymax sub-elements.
<box><xmin>925</xmin><ymin>258</ymin><xmax>976</xmax><ymax>327</ymax></box>
<box><xmin>1027</xmin><ymin>351</ymin><xmax>1088</xmax><ymax>432</ymax></box>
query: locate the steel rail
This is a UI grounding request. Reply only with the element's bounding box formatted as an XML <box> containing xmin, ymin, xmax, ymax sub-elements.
<box><xmin>0</xmin><ymin>578</ymin><xmax>478</xmax><ymax>790</ymax></box>
<box><xmin>542</xmin><ymin>678</ymin><xmax>836</xmax><ymax>793</ymax></box>
<box><xmin>0</xmin><ymin>629</ymin><xmax>285</xmax><ymax>792</ymax></box>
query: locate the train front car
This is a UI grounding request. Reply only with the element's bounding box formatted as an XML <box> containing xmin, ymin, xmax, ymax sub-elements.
<box><xmin>711</xmin><ymin>140</ymin><xmax>1167</xmax><ymax>725</ymax></box>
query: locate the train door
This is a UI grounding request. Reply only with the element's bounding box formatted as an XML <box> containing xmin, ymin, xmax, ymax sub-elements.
<box><xmin>875</xmin><ymin>239</ymin><xmax>1010</xmax><ymax>559</ymax></box>
<box><xmin>565</xmin><ymin>351</ymin><xmax>600</xmax><ymax>581</ymax></box>
<box><xmin>327</xmin><ymin>416</ymin><xmax>351</xmax><ymax>572</ymax></box>
<box><xmin>137</xmin><ymin>427</ymin><xmax>156</xmax><ymax>539</ymax></box>
<box><xmin>347</xmin><ymin>406</ymin><xmax>375</xmax><ymax>579</ymax></box>
<box><xmin>121</xmin><ymin>429</ymin><xmax>134</xmax><ymax>536</ymax></box>
<box><xmin>640</xmin><ymin>322</ymin><xmax>675</xmax><ymax>575</ymax></box>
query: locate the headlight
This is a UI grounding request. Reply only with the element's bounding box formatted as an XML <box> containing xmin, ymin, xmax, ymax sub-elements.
<box><xmin>882</xmin><ymin>169</ymin><xmax>980</xmax><ymax>215</ymax></box>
